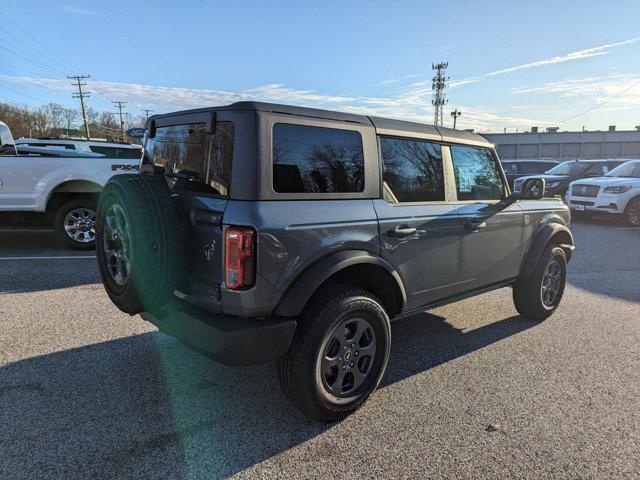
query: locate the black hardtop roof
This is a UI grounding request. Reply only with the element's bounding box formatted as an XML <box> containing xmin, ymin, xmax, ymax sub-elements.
<box><xmin>147</xmin><ymin>101</ymin><xmax>491</xmax><ymax>146</ymax></box>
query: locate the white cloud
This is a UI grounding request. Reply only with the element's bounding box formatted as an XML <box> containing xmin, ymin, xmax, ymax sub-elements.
<box><xmin>60</xmin><ymin>4</ymin><xmax>103</xmax><ymax>16</ymax></box>
<box><xmin>1</xmin><ymin>74</ymin><xmax>543</xmax><ymax>132</ymax></box>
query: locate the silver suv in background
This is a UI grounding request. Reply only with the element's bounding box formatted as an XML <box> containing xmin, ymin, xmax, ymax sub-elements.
<box><xmin>15</xmin><ymin>137</ymin><xmax>142</xmax><ymax>159</ymax></box>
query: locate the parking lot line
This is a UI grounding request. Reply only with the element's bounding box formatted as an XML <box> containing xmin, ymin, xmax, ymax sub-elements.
<box><xmin>0</xmin><ymin>255</ymin><xmax>97</xmax><ymax>260</ymax></box>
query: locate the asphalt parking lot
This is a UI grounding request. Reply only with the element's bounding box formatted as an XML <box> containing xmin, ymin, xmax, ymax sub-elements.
<box><xmin>1</xmin><ymin>218</ymin><xmax>639</xmax><ymax>479</ymax></box>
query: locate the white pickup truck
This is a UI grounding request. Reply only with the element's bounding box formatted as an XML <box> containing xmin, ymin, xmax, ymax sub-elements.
<box><xmin>0</xmin><ymin>121</ymin><xmax>141</xmax><ymax>249</ymax></box>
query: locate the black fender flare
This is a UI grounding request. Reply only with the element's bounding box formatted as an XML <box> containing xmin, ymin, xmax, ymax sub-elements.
<box><xmin>520</xmin><ymin>222</ymin><xmax>575</xmax><ymax>277</ymax></box>
<box><xmin>274</xmin><ymin>250</ymin><xmax>407</xmax><ymax>317</ymax></box>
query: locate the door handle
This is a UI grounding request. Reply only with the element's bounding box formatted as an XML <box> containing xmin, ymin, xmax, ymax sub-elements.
<box><xmin>464</xmin><ymin>220</ymin><xmax>487</xmax><ymax>231</ymax></box>
<box><xmin>388</xmin><ymin>225</ymin><xmax>416</xmax><ymax>237</ymax></box>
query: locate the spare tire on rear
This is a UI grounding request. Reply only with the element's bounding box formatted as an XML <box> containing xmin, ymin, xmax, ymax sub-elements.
<box><xmin>96</xmin><ymin>174</ymin><xmax>185</xmax><ymax>314</ymax></box>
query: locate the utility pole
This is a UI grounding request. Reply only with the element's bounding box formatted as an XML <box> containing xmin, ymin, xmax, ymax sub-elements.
<box><xmin>431</xmin><ymin>62</ymin><xmax>449</xmax><ymax>126</ymax></box>
<box><xmin>141</xmin><ymin>108</ymin><xmax>153</xmax><ymax>120</ymax></box>
<box><xmin>112</xmin><ymin>100</ymin><xmax>127</xmax><ymax>141</ymax></box>
<box><xmin>68</xmin><ymin>74</ymin><xmax>91</xmax><ymax>139</ymax></box>
<box><xmin>450</xmin><ymin>109</ymin><xmax>462</xmax><ymax>129</ymax></box>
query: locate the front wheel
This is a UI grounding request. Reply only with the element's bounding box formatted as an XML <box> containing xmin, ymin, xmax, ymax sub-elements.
<box><xmin>277</xmin><ymin>285</ymin><xmax>391</xmax><ymax>422</ymax></box>
<box><xmin>623</xmin><ymin>197</ymin><xmax>640</xmax><ymax>227</ymax></box>
<box><xmin>513</xmin><ymin>245</ymin><xmax>567</xmax><ymax>321</ymax></box>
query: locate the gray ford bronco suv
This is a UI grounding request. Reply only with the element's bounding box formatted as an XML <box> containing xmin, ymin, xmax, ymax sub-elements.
<box><xmin>96</xmin><ymin>102</ymin><xmax>575</xmax><ymax>421</ymax></box>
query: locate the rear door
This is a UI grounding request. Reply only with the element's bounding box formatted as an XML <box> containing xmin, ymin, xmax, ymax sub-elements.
<box><xmin>450</xmin><ymin>145</ymin><xmax>524</xmax><ymax>293</ymax></box>
<box><xmin>374</xmin><ymin>136</ymin><xmax>461</xmax><ymax>309</ymax></box>
<box><xmin>143</xmin><ymin>111</ymin><xmax>237</xmax><ymax>298</ymax></box>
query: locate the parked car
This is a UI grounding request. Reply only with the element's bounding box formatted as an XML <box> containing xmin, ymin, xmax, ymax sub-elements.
<box><xmin>501</xmin><ymin>159</ymin><xmax>559</xmax><ymax>189</ymax></box>
<box><xmin>0</xmin><ymin>121</ymin><xmax>139</xmax><ymax>249</ymax></box>
<box><xmin>566</xmin><ymin>160</ymin><xmax>640</xmax><ymax>226</ymax></box>
<box><xmin>513</xmin><ymin>159</ymin><xmax>626</xmax><ymax>197</ymax></box>
<box><xmin>15</xmin><ymin>137</ymin><xmax>142</xmax><ymax>159</ymax></box>
<box><xmin>96</xmin><ymin>102</ymin><xmax>575</xmax><ymax>421</ymax></box>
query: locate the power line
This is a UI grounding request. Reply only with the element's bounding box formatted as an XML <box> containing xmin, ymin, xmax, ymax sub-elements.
<box><xmin>69</xmin><ymin>75</ymin><xmax>91</xmax><ymax>139</ymax></box>
<box><xmin>557</xmin><ymin>77</ymin><xmax>640</xmax><ymax>125</ymax></box>
<box><xmin>0</xmin><ymin>81</ymin><xmax>48</xmax><ymax>103</ymax></box>
<box><xmin>141</xmin><ymin>108</ymin><xmax>153</xmax><ymax>120</ymax></box>
<box><xmin>112</xmin><ymin>100</ymin><xmax>127</xmax><ymax>140</ymax></box>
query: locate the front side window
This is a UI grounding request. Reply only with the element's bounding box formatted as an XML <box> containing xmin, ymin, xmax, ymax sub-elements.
<box><xmin>272</xmin><ymin>123</ymin><xmax>364</xmax><ymax>193</ymax></box>
<box><xmin>381</xmin><ymin>137</ymin><xmax>444</xmax><ymax>202</ymax></box>
<box><xmin>28</xmin><ymin>143</ymin><xmax>75</xmax><ymax>150</ymax></box>
<box><xmin>451</xmin><ymin>145</ymin><xmax>504</xmax><ymax>201</ymax></box>
<box><xmin>144</xmin><ymin>121</ymin><xmax>234</xmax><ymax>197</ymax></box>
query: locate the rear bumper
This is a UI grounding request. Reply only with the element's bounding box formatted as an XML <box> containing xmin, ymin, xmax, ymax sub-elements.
<box><xmin>140</xmin><ymin>299</ymin><xmax>296</xmax><ymax>366</ymax></box>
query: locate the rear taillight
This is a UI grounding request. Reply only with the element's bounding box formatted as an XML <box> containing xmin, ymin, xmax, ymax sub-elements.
<box><xmin>224</xmin><ymin>227</ymin><xmax>255</xmax><ymax>290</ymax></box>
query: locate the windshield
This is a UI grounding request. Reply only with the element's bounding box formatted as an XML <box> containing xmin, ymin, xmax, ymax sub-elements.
<box><xmin>545</xmin><ymin>161</ymin><xmax>590</xmax><ymax>176</ymax></box>
<box><xmin>605</xmin><ymin>162</ymin><xmax>640</xmax><ymax>178</ymax></box>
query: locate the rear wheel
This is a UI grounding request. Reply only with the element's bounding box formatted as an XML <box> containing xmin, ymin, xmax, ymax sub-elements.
<box><xmin>513</xmin><ymin>245</ymin><xmax>567</xmax><ymax>321</ymax></box>
<box><xmin>96</xmin><ymin>174</ymin><xmax>185</xmax><ymax>314</ymax></box>
<box><xmin>54</xmin><ymin>197</ymin><xmax>98</xmax><ymax>250</ymax></box>
<box><xmin>624</xmin><ymin>196</ymin><xmax>640</xmax><ymax>227</ymax></box>
<box><xmin>277</xmin><ymin>285</ymin><xmax>391</xmax><ymax>421</ymax></box>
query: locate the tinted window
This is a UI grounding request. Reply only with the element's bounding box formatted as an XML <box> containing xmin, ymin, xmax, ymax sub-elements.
<box><xmin>520</xmin><ymin>162</ymin><xmax>549</xmax><ymax>174</ymax></box>
<box><xmin>144</xmin><ymin>122</ymin><xmax>234</xmax><ymax>197</ymax></box>
<box><xmin>501</xmin><ymin>162</ymin><xmax>517</xmax><ymax>175</ymax></box>
<box><xmin>89</xmin><ymin>145</ymin><xmax>142</xmax><ymax>159</ymax></box>
<box><xmin>381</xmin><ymin>137</ymin><xmax>444</xmax><ymax>202</ymax></box>
<box><xmin>29</xmin><ymin>143</ymin><xmax>75</xmax><ymax>150</ymax></box>
<box><xmin>273</xmin><ymin>123</ymin><xmax>364</xmax><ymax>193</ymax></box>
<box><xmin>451</xmin><ymin>145</ymin><xmax>504</xmax><ymax>200</ymax></box>
<box><xmin>546</xmin><ymin>161</ymin><xmax>590</xmax><ymax>176</ymax></box>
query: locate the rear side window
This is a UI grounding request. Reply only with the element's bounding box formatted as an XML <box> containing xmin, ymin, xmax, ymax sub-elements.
<box><xmin>272</xmin><ymin>123</ymin><xmax>364</xmax><ymax>193</ymax></box>
<box><xmin>380</xmin><ymin>137</ymin><xmax>444</xmax><ymax>202</ymax></box>
<box><xmin>28</xmin><ymin>143</ymin><xmax>76</xmax><ymax>150</ymax></box>
<box><xmin>89</xmin><ymin>146</ymin><xmax>142</xmax><ymax>159</ymax></box>
<box><xmin>451</xmin><ymin>145</ymin><xmax>504</xmax><ymax>201</ymax></box>
<box><xmin>144</xmin><ymin>122</ymin><xmax>234</xmax><ymax>197</ymax></box>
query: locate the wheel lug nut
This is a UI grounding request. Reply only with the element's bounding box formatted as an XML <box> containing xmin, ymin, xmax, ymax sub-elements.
<box><xmin>349</xmin><ymin>362</ymin><xmax>354</xmax><ymax>367</ymax></box>
<box><xmin>342</xmin><ymin>365</ymin><xmax>346</xmax><ymax>370</ymax></box>
<box><xmin>354</xmin><ymin>351</ymin><xmax>359</xmax><ymax>356</ymax></box>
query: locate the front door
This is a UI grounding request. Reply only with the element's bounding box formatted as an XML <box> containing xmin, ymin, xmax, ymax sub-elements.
<box><xmin>450</xmin><ymin>145</ymin><xmax>524</xmax><ymax>293</ymax></box>
<box><xmin>374</xmin><ymin>136</ymin><xmax>461</xmax><ymax>310</ymax></box>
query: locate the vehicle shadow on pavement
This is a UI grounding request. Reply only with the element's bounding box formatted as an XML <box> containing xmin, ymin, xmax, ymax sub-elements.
<box><xmin>0</xmin><ymin>312</ymin><xmax>536</xmax><ymax>479</ymax></box>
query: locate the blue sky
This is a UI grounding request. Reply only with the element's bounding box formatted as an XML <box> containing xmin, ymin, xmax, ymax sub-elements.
<box><xmin>1</xmin><ymin>0</ymin><xmax>639</xmax><ymax>132</ymax></box>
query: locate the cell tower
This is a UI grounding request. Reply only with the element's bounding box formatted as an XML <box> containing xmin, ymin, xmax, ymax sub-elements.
<box><xmin>432</xmin><ymin>62</ymin><xmax>449</xmax><ymax>126</ymax></box>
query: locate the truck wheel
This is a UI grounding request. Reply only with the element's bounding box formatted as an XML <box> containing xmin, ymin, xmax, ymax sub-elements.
<box><xmin>277</xmin><ymin>285</ymin><xmax>391</xmax><ymax>422</ymax></box>
<box><xmin>96</xmin><ymin>174</ymin><xmax>185</xmax><ymax>314</ymax></box>
<box><xmin>623</xmin><ymin>196</ymin><xmax>640</xmax><ymax>227</ymax></box>
<box><xmin>54</xmin><ymin>197</ymin><xmax>98</xmax><ymax>250</ymax></box>
<box><xmin>513</xmin><ymin>245</ymin><xmax>567</xmax><ymax>321</ymax></box>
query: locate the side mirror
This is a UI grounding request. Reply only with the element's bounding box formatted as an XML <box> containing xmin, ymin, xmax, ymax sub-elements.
<box><xmin>521</xmin><ymin>177</ymin><xmax>546</xmax><ymax>200</ymax></box>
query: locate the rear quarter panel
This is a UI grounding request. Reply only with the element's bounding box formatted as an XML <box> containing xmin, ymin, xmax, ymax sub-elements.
<box><xmin>221</xmin><ymin>199</ymin><xmax>380</xmax><ymax>315</ymax></box>
<box><xmin>517</xmin><ymin>197</ymin><xmax>571</xmax><ymax>259</ymax></box>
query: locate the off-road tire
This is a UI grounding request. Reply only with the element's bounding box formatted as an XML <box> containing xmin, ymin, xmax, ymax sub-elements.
<box><xmin>513</xmin><ymin>245</ymin><xmax>567</xmax><ymax>321</ymax></box>
<box><xmin>277</xmin><ymin>285</ymin><xmax>391</xmax><ymax>422</ymax></box>
<box><xmin>623</xmin><ymin>196</ymin><xmax>640</xmax><ymax>227</ymax></box>
<box><xmin>54</xmin><ymin>196</ymin><xmax>98</xmax><ymax>250</ymax></box>
<box><xmin>96</xmin><ymin>174</ymin><xmax>185</xmax><ymax>314</ymax></box>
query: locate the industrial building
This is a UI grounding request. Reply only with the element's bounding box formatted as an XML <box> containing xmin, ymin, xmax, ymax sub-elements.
<box><xmin>482</xmin><ymin>126</ymin><xmax>640</xmax><ymax>161</ymax></box>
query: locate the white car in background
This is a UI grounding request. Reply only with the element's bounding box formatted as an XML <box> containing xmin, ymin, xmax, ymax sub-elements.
<box><xmin>566</xmin><ymin>160</ymin><xmax>640</xmax><ymax>226</ymax></box>
<box><xmin>15</xmin><ymin>137</ymin><xmax>142</xmax><ymax>159</ymax></box>
<box><xmin>0</xmin><ymin>122</ymin><xmax>141</xmax><ymax>249</ymax></box>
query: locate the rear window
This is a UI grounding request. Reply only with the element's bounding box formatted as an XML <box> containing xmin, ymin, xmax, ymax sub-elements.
<box><xmin>89</xmin><ymin>145</ymin><xmax>142</xmax><ymax>159</ymax></box>
<box><xmin>144</xmin><ymin>121</ymin><xmax>234</xmax><ymax>197</ymax></box>
<box><xmin>520</xmin><ymin>162</ymin><xmax>549</xmax><ymax>174</ymax></box>
<box><xmin>272</xmin><ymin>123</ymin><xmax>364</xmax><ymax>193</ymax></box>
